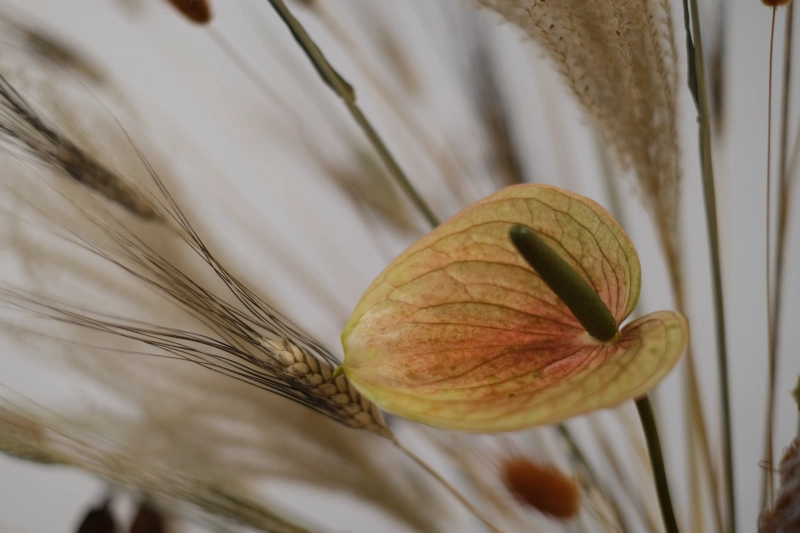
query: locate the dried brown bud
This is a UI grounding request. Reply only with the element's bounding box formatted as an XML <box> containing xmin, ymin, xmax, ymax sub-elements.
<box><xmin>502</xmin><ymin>457</ymin><xmax>581</xmax><ymax>519</ymax></box>
<box><xmin>76</xmin><ymin>501</ymin><xmax>116</xmax><ymax>533</ymax></box>
<box><xmin>130</xmin><ymin>503</ymin><xmax>165</xmax><ymax>533</ymax></box>
<box><xmin>762</xmin><ymin>0</ymin><xmax>793</xmax><ymax>6</ymax></box>
<box><xmin>166</xmin><ymin>0</ymin><xmax>212</xmax><ymax>24</ymax></box>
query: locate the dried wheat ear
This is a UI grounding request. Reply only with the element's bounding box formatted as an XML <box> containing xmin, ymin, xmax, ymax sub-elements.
<box><xmin>262</xmin><ymin>337</ymin><xmax>390</xmax><ymax>436</ymax></box>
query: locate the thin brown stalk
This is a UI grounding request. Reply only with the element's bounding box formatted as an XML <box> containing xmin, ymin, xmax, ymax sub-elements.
<box><xmin>311</xmin><ymin>4</ymin><xmax>457</xmax><ymax>179</ymax></box>
<box><xmin>763</xmin><ymin>6</ymin><xmax>779</xmax><ymax>508</ymax></box>
<box><xmin>390</xmin><ymin>436</ymin><xmax>505</xmax><ymax>533</ymax></box>
<box><xmin>764</xmin><ymin>2</ymin><xmax>796</xmax><ymax>509</ymax></box>
<box><xmin>586</xmin><ymin>417</ymin><xmax>660</xmax><ymax>533</ymax></box>
<box><xmin>708</xmin><ymin>0</ymin><xmax>729</xmax><ymax>135</ymax></box>
<box><xmin>260</xmin><ymin>0</ymin><xmax>440</xmax><ymax>227</ymax></box>
<box><xmin>556</xmin><ymin>424</ymin><xmax>634</xmax><ymax>533</ymax></box>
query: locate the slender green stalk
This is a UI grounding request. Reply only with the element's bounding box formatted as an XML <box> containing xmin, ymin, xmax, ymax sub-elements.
<box><xmin>764</xmin><ymin>2</ymin><xmax>795</xmax><ymax>508</ymax></box>
<box><xmin>681</xmin><ymin>1</ymin><xmax>735</xmax><ymax>530</ymax></box>
<box><xmin>261</xmin><ymin>0</ymin><xmax>440</xmax><ymax>228</ymax></box>
<box><xmin>635</xmin><ymin>396</ymin><xmax>681</xmax><ymax>533</ymax></box>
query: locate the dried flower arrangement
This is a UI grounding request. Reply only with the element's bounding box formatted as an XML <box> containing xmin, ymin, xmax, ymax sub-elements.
<box><xmin>0</xmin><ymin>1</ymin><xmax>798</xmax><ymax>533</ymax></box>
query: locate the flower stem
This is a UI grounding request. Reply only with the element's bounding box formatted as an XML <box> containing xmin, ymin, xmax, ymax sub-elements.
<box><xmin>636</xmin><ymin>395</ymin><xmax>681</xmax><ymax>533</ymax></box>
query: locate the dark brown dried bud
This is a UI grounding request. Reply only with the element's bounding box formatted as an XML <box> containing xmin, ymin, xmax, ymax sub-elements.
<box><xmin>130</xmin><ymin>503</ymin><xmax>165</xmax><ymax>533</ymax></box>
<box><xmin>761</xmin><ymin>0</ymin><xmax>793</xmax><ymax>6</ymax></box>
<box><xmin>76</xmin><ymin>501</ymin><xmax>116</xmax><ymax>533</ymax></box>
<box><xmin>166</xmin><ymin>0</ymin><xmax>212</xmax><ymax>24</ymax></box>
<box><xmin>502</xmin><ymin>457</ymin><xmax>581</xmax><ymax>520</ymax></box>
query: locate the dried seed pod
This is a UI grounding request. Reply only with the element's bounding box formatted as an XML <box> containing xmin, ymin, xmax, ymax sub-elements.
<box><xmin>130</xmin><ymin>503</ymin><xmax>165</xmax><ymax>533</ymax></box>
<box><xmin>76</xmin><ymin>501</ymin><xmax>116</xmax><ymax>533</ymax></box>
<box><xmin>166</xmin><ymin>0</ymin><xmax>212</xmax><ymax>24</ymax></box>
<box><xmin>502</xmin><ymin>457</ymin><xmax>580</xmax><ymax>519</ymax></box>
<box><xmin>762</xmin><ymin>0</ymin><xmax>793</xmax><ymax>6</ymax></box>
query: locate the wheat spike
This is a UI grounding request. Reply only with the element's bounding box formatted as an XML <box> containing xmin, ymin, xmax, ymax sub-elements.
<box><xmin>260</xmin><ymin>337</ymin><xmax>390</xmax><ymax>435</ymax></box>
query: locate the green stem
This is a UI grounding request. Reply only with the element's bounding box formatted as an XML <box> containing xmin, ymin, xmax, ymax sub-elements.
<box><xmin>636</xmin><ymin>396</ymin><xmax>681</xmax><ymax>533</ymax></box>
<box><xmin>682</xmin><ymin>1</ymin><xmax>735</xmax><ymax>530</ymax></box>
<box><xmin>261</xmin><ymin>0</ymin><xmax>440</xmax><ymax>228</ymax></box>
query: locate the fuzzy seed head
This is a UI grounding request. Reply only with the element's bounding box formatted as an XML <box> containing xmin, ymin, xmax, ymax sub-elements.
<box><xmin>166</xmin><ymin>0</ymin><xmax>212</xmax><ymax>24</ymax></box>
<box><xmin>501</xmin><ymin>457</ymin><xmax>580</xmax><ymax>519</ymax></box>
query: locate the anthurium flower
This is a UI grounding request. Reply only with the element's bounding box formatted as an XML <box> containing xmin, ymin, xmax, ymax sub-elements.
<box><xmin>341</xmin><ymin>184</ymin><xmax>688</xmax><ymax>432</ymax></box>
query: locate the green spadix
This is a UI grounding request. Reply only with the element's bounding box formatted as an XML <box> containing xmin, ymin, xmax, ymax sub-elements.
<box><xmin>341</xmin><ymin>184</ymin><xmax>688</xmax><ymax>432</ymax></box>
<box><xmin>508</xmin><ymin>225</ymin><xmax>618</xmax><ymax>342</ymax></box>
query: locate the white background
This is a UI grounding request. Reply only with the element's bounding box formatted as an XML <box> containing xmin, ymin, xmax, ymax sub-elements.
<box><xmin>0</xmin><ymin>0</ymin><xmax>798</xmax><ymax>532</ymax></box>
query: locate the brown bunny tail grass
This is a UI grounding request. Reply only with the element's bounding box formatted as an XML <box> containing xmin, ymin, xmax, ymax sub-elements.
<box><xmin>501</xmin><ymin>456</ymin><xmax>581</xmax><ymax>520</ymax></box>
<box><xmin>166</xmin><ymin>0</ymin><xmax>212</xmax><ymax>24</ymax></box>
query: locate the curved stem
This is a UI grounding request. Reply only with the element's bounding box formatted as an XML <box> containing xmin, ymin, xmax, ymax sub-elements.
<box><xmin>261</xmin><ymin>0</ymin><xmax>440</xmax><ymax>228</ymax></box>
<box><xmin>391</xmin><ymin>436</ymin><xmax>504</xmax><ymax>533</ymax></box>
<box><xmin>636</xmin><ymin>396</ymin><xmax>681</xmax><ymax>533</ymax></box>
